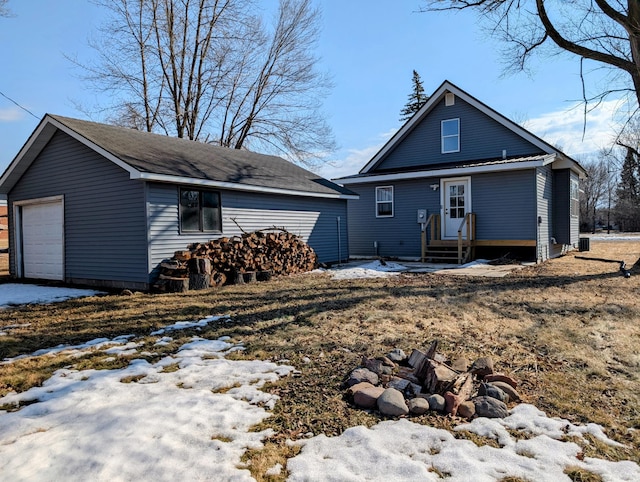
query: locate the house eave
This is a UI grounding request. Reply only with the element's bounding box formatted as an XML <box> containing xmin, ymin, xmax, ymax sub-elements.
<box><xmin>135</xmin><ymin>172</ymin><xmax>360</xmax><ymax>199</ymax></box>
<box><xmin>337</xmin><ymin>158</ymin><xmax>553</xmax><ymax>185</ymax></box>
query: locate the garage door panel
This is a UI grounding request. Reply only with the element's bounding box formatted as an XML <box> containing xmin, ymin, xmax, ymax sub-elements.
<box><xmin>22</xmin><ymin>201</ymin><xmax>64</xmax><ymax>280</ymax></box>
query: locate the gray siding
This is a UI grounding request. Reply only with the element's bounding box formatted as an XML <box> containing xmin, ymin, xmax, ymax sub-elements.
<box><xmin>8</xmin><ymin>131</ymin><xmax>148</xmax><ymax>287</ymax></box>
<box><xmin>536</xmin><ymin>165</ymin><xmax>553</xmax><ymax>261</ymax></box>
<box><xmin>347</xmin><ymin>179</ymin><xmax>441</xmax><ymax>258</ymax></box>
<box><xmin>374</xmin><ymin>97</ymin><xmax>545</xmax><ymax>172</ymax></box>
<box><xmin>147</xmin><ymin>183</ymin><xmax>348</xmax><ymax>278</ymax></box>
<box><xmin>472</xmin><ymin>170</ymin><xmax>537</xmax><ymax>240</ymax></box>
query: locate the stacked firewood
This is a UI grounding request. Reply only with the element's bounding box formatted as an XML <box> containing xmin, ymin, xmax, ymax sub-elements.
<box><xmin>154</xmin><ymin>228</ymin><xmax>318</xmax><ymax>292</ymax></box>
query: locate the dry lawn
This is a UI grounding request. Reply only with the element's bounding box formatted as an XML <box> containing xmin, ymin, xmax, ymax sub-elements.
<box><xmin>0</xmin><ymin>239</ymin><xmax>639</xmax><ymax>478</ymax></box>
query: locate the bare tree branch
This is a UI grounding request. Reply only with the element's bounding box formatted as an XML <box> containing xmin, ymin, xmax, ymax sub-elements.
<box><xmin>78</xmin><ymin>0</ymin><xmax>333</xmax><ymax>166</ymax></box>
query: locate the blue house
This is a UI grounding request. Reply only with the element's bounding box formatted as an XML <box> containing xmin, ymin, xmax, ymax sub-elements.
<box><xmin>0</xmin><ymin>115</ymin><xmax>356</xmax><ymax>290</ymax></box>
<box><xmin>338</xmin><ymin>81</ymin><xmax>587</xmax><ymax>263</ymax></box>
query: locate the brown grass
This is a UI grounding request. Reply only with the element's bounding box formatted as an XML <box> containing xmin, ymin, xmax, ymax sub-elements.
<box><xmin>0</xmin><ymin>239</ymin><xmax>639</xmax><ymax>479</ymax></box>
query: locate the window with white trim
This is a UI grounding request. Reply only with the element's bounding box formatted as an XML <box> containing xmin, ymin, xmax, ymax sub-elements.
<box><xmin>376</xmin><ymin>186</ymin><xmax>394</xmax><ymax>217</ymax></box>
<box><xmin>441</xmin><ymin>118</ymin><xmax>460</xmax><ymax>153</ymax></box>
<box><xmin>180</xmin><ymin>188</ymin><xmax>222</xmax><ymax>233</ymax></box>
<box><xmin>570</xmin><ymin>178</ymin><xmax>579</xmax><ymax>217</ymax></box>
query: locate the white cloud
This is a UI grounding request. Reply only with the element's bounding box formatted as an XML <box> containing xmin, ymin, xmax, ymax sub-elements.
<box><xmin>524</xmin><ymin>99</ymin><xmax>622</xmax><ymax>157</ymax></box>
<box><xmin>318</xmin><ymin>128</ymin><xmax>396</xmax><ymax>180</ymax></box>
<box><xmin>0</xmin><ymin>106</ymin><xmax>25</xmax><ymax>122</ymax></box>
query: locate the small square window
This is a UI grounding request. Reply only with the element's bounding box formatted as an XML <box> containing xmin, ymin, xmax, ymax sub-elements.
<box><xmin>442</xmin><ymin>118</ymin><xmax>460</xmax><ymax>153</ymax></box>
<box><xmin>376</xmin><ymin>186</ymin><xmax>394</xmax><ymax>217</ymax></box>
<box><xmin>180</xmin><ymin>188</ymin><xmax>222</xmax><ymax>233</ymax></box>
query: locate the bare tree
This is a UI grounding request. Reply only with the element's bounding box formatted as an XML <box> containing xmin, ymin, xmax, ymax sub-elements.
<box><xmin>80</xmin><ymin>0</ymin><xmax>333</xmax><ymax>166</ymax></box>
<box><xmin>423</xmin><ymin>1</ymin><xmax>640</xmax><ymax>120</ymax></box>
<box><xmin>579</xmin><ymin>155</ymin><xmax>610</xmax><ymax>232</ymax></box>
<box><xmin>0</xmin><ymin>0</ymin><xmax>11</xmax><ymax>17</ymax></box>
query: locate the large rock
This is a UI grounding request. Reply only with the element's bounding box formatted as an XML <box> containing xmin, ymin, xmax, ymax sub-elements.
<box><xmin>478</xmin><ymin>382</ymin><xmax>509</xmax><ymax>403</ymax></box>
<box><xmin>377</xmin><ymin>388</ymin><xmax>409</xmax><ymax>417</ymax></box>
<box><xmin>488</xmin><ymin>381</ymin><xmax>521</xmax><ymax>402</ymax></box>
<box><xmin>347</xmin><ymin>368</ymin><xmax>379</xmax><ymax>387</ymax></box>
<box><xmin>353</xmin><ymin>386</ymin><xmax>386</xmax><ymax>409</ymax></box>
<box><xmin>474</xmin><ymin>396</ymin><xmax>509</xmax><ymax>418</ymax></box>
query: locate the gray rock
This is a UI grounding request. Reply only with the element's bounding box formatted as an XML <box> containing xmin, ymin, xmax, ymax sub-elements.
<box><xmin>387</xmin><ymin>348</ymin><xmax>407</xmax><ymax>363</ymax></box>
<box><xmin>347</xmin><ymin>368</ymin><xmax>379</xmax><ymax>387</ymax></box>
<box><xmin>387</xmin><ymin>377</ymin><xmax>410</xmax><ymax>392</ymax></box>
<box><xmin>470</xmin><ymin>357</ymin><xmax>494</xmax><ymax>378</ymax></box>
<box><xmin>488</xmin><ymin>381</ymin><xmax>521</xmax><ymax>402</ymax></box>
<box><xmin>377</xmin><ymin>388</ymin><xmax>409</xmax><ymax>417</ymax></box>
<box><xmin>478</xmin><ymin>382</ymin><xmax>509</xmax><ymax>403</ymax></box>
<box><xmin>363</xmin><ymin>358</ymin><xmax>385</xmax><ymax>375</ymax></box>
<box><xmin>474</xmin><ymin>396</ymin><xmax>509</xmax><ymax>418</ymax></box>
<box><xmin>408</xmin><ymin>397</ymin><xmax>430</xmax><ymax>415</ymax></box>
<box><xmin>427</xmin><ymin>393</ymin><xmax>446</xmax><ymax>412</ymax></box>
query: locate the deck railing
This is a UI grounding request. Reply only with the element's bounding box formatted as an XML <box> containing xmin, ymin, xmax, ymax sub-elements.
<box><xmin>457</xmin><ymin>212</ymin><xmax>476</xmax><ymax>264</ymax></box>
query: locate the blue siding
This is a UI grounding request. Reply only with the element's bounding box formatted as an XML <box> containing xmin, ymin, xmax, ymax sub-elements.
<box><xmin>374</xmin><ymin>97</ymin><xmax>544</xmax><ymax>172</ymax></box>
<box><xmin>347</xmin><ymin>170</ymin><xmax>538</xmax><ymax>258</ymax></box>
<box><xmin>147</xmin><ymin>183</ymin><xmax>348</xmax><ymax>277</ymax></box>
<box><xmin>536</xmin><ymin>166</ymin><xmax>553</xmax><ymax>261</ymax></box>
<box><xmin>472</xmin><ymin>170</ymin><xmax>536</xmax><ymax>240</ymax></box>
<box><xmin>8</xmin><ymin>131</ymin><xmax>148</xmax><ymax>287</ymax></box>
<box><xmin>552</xmin><ymin>169</ymin><xmax>570</xmax><ymax>245</ymax></box>
<box><xmin>347</xmin><ymin>179</ymin><xmax>441</xmax><ymax>258</ymax></box>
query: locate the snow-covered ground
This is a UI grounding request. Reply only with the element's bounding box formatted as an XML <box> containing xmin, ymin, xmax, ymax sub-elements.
<box><xmin>0</xmin><ymin>283</ymin><xmax>103</xmax><ymax>309</ymax></box>
<box><xmin>0</xmin><ymin>287</ymin><xmax>639</xmax><ymax>481</ymax></box>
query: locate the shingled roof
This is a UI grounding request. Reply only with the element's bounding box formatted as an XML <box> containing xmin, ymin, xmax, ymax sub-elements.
<box><xmin>0</xmin><ymin>114</ymin><xmax>357</xmax><ymax>199</ymax></box>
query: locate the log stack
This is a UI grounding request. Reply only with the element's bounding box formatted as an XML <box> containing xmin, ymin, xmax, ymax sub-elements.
<box><xmin>154</xmin><ymin>228</ymin><xmax>317</xmax><ymax>292</ymax></box>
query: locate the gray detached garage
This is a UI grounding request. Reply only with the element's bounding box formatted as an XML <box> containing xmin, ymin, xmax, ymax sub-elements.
<box><xmin>0</xmin><ymin>115</ymin><xmax>357</xmax><ymax>290</ymax></box>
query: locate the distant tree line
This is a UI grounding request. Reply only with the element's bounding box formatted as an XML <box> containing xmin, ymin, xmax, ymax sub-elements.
<box><xmin>579</xmin><ymin>132</ymin><xmax>640</xmax><ymax>233</ymax></box>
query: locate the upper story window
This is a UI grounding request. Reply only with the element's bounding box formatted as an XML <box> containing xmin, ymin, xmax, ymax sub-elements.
<box><xmin>376</xmin><ymin>186</ymin><xmax>394</xmax><ymax>217</ymax></box>
<box><xmin>441</xmin><ymin>118</ymin><xmax>460</xmax><ymax>153</ymax></box>
<box><xmin>180</xmin><ymin>188</ymin><xmax>222</xmax><ymax>233</ymax></box>
<box><xmin>570</xmin><ymin>178</ymin><xmax>579</xmax><ymax>218</ymax></box>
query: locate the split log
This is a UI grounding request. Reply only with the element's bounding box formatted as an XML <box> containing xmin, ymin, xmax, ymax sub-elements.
<box><xmin>423</xmin><ymin>360</ymin><xmax>459</xmax><ymax>394</ymax></box>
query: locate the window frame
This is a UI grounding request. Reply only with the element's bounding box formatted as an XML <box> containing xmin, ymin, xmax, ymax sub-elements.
<box><xmin>441</xmin><ymin>118</ymin><xmax>460</xmax><ymax>154</ymax></box>
<box><xmin>570</xmin><ymin>178</ymin><xmax>579</xmax><ymax>218</ymax></box>
<box><xmin>375</xmin><ymin>185</ymin><xmax>394</xmax><ymax>218</ymax></box>
<box><xmin>179</xmin><ymin>187</ymin><xmax>223</xmax><ymax>234</ymax></box>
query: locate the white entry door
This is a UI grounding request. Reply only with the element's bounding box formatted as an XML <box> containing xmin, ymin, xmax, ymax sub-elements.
<box><xmin>442</xmin><ymin>178</ymin><xmax>470</xmax><ymax>239</ymax></box>
<box><xmin>21</xmin><ymin>200</ymin><xmax>64</xmax><ymax>280</ymax></box>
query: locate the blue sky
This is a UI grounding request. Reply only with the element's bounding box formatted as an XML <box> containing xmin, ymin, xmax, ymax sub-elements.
<box><xmin>0</xmin><ymin>0</ymin><xmax>624</xmax><ymax>179</ymax></box>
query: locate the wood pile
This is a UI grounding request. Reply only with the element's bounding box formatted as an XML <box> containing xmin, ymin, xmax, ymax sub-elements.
<box><xmin>154</xmin><ymin>228</ymin><xmax>318</xmax><ymax>292</ymax></box>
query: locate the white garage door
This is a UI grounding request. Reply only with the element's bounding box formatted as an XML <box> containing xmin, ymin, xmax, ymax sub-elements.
<box><xmin>22</xmin><ymin>201</ymin><xmax>64</xmax><ymax>280</ymax></box>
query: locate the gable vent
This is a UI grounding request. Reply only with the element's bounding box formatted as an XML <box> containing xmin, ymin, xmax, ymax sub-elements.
<box><xmin>445</xmin><ymin>93</ymin><xmax>455</xmax><ymax>106</ymax></box>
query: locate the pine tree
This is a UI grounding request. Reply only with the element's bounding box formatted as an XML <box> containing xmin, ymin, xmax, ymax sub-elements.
<box><xmin>399</xmin><ymin>70</ymin><xmax>429</xmax><ymax>122</ymax></box>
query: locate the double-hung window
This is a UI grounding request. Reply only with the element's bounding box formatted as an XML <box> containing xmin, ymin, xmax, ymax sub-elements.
<box><xmin>570</xmin><ymin>179</ymin><xmax>579</xmax><ymax>218</ymax></box>
<box><xmin>376</xmin><ymin>186</ymin><xmax>394</xmax><ymax>217</ymax></box>
<box><xmin>179</xmin><ymin>188</ymin><xmax>222</xmax><ymax>233</ymax></box>
<box><xmin>441</xmin><ymin>118</ymin><xmax>460</xmax><ymax>153</ymax></box>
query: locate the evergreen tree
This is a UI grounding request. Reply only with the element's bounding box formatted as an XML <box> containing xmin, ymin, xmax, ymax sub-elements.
<box><xmin>399</xmin><ymin>70</ymin><xmax>429</xmax><ymax>122</ymax></box>
<box><xmin>615</xmin><ymin>147</ymin><xmax>640</xmax><ymax>231</ymax></box>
